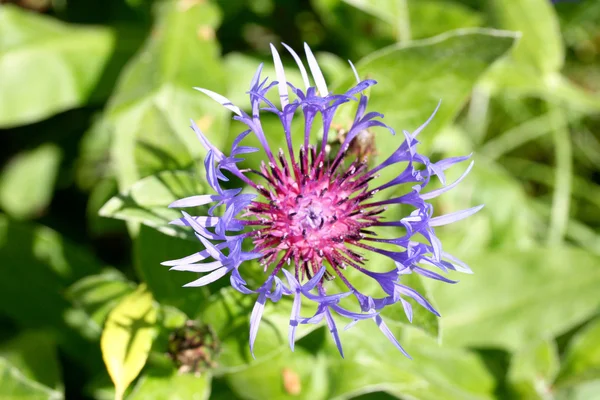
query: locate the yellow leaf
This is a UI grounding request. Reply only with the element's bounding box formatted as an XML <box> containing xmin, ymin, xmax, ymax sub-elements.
<box><xmin>101</xmin><ymin>284</ymin><xmax>157</xmax><ymax>400</ymax></box>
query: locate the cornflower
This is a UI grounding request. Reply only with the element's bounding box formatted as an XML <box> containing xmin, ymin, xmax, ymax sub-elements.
<box><xmin>163</xmin><ymin>43</ymin><xmax>481</xmax><ymax>358</ymax></box>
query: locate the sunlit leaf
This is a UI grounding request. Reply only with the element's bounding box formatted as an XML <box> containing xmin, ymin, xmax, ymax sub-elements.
<box><xmin>99</xmin><ymin>170</ymin><xmax>206</xmax><ymax>240</ymax></box>
<box><xmin>556</xmin><ymin>316</ymin><xmax>600</xmax><ymax>387</ymax></box>
<box><xmin>326</xmin><ymin>324</ymin><xmax>495</xmax><ymax>400</ymax></box>
<box><xmin>224</xmin><ymin>348</ymin><xmax>328</xmax><ymax>400</ymax></box>
<box><xmin>107</xmin><ymin>0</ymin><xmax>227</xmax><ymax>191</ymax></box>
<box><xmin>199</xmin><ymin>287</ymin><xmax>320</xmax><ymax>372</ymax></box>
<box><xmin>0</xmin><ymin>358</ymin><xmax>63</xmax><ymax>400</ymax></box>
<box><xmin>101</xmin><ymin>284</ymin><xmax>157</xmax><ymax>400</ymax></box>
<box><xmin>0</xmin><ymin>144</ymin><xmax>62</xmax><ymax>220</ymax></box>
<box><xmin>432</xmin><ymin>247</ymin><xmax>600</xmax><ymax>351</ymax></box>
<box><xmin>489</xmin><ymin>0</ymin><xmax>564</xmax><ymax>75</ymax></box>
<box><xmin>0</xmin><ymin>5</ymin><xmax>115</xmax><ymax>128</ymax></box>
<box><xmin>507</xmin><ymin>339</ymin><xmax>559</xmax><ymax>399</ymax></box>
<box><xmin>128</xmin><ymin>367</ymin><xmax>211</xmax><ymax>400</ymax></box>
<box><xmin>0</xmin><ymin>331</ymin><xmax>62</xmax><ymax>392</ymax></box>
<box><xmin>66</xmin><ymin>269</ymin><xmax>136</xmax><ymax>337</ymax></box>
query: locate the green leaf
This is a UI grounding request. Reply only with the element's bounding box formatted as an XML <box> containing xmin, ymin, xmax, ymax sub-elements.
<box><xmin>76</xmin><ymin>114</ymin><xmax>113</xmax><ymax>192</ymax></box>
<box><xmin>0</xmin><ymin>5</ymin><xmax>115</xmax><ymax>128</ymax></box>
<box><xmin>99</xmin><ymin>170</ymin><xmax>206</xmax><ymax>240</ymax></box>
<box><xmin>107</xmin><ymin>0</ymin><xmax>228</xmax><ymax>191</ymax></box>
<box><xmin>556</xmin><ymin>380</ymin><xmax>600</xmax><ymax>400</ymax></box>
<box><xmin>133</xmin><ymin>225</ymin><xmax>209</xmax><ymax>316</ymax></box>
<box><xmin>489</xmin><ymin>0</ymin><xmax>564</xmax><ymax>75</ymax></box>
<box><xmin>133</xmin><ymin>105</ymin><xmax>194</xmax><ymax>178</ymax></box>
<box><xmin>0</xmin><ymin>331</ymin><xmax>62</xmax><ymax>392</ymax></box>
<box><xmin>0</xmin><ymin>358</ymin><xmax>63</xmax><ymax>400</ymax></box>
<box><xmin>431</xmin><ymin>247</ymin><xmax>600</xmax><ymax>351</ymax></box>
<box><xmin>437</xmin><ymin>159</ymin><xmax>540</xmax><ymax>251</ymax></box>
<box><xmin>507</xmin><ymin>339</ymin><xmax>560</xmax><ymax>399</ymax></box>
<box><xmin>101</xmin><ymin>284</ymin><xmax>158</xmax><ymax>400</ymax></box>
<box><xmin>66</xmin><ymin>269</ymin><xmax>136</xmax><ymax>337</ymax></box>
<box><xmin>351</xmin><ymin>28</ymin><xmax>516</xmax><ymax>138</ymax></box>
<box><xmin>326</xmin><ymin>324</ymin><xmax>495</xmax><ymax>400</ymax></box>
<box><xmin>341</xmin><ymin>0</ymin><xmax>484</xmax><ymax>40</ymax></box>
<box><xmin>199</xmin><ymin>288</ymin><xmax>319</xmax><ymax>372</ymax></box>
<box><xmin>0</xmin><ymin>215</ymin><xmax>101</xmax><ymax>328</ymax></box>
<box><xmin>128</xmin><ymin>368</ymin><xmax>211</xmax><ymax>400</ymax></box>
<box><xmin>0</xmin><ymin>144</ymin><xmax>62</xmax><ymax>220</ymax></box>
<box><xmin>224</xmin><ymin>349</ymin><xmax>328</xmax><ymax>400</ymax></box>
<box><xmin>332</xmin><ymin>29</ymin><xmax>517</xmax><ymax>185</ymax></box>
<box><xmin>556</xmin><ymin>316</ymin><xmax>600</xmax><ymax>387</ymax></box>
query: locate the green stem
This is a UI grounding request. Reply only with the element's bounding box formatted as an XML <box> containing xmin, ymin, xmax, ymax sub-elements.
<box><xmin>547</xmin><ymin>106</ymin><xmax>572</xmax><ymax>245</ymax></box>
<box><xmin>396</xmin><ymin>0</ymin><xmax>411</xmax><ymax>44</ymax></box>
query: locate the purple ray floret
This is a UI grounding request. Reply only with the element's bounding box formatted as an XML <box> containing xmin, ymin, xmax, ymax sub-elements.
<box><xmin>163</xmin><ymin>43</ymin><xmax>482</xmax><ymax>358</ymax></box>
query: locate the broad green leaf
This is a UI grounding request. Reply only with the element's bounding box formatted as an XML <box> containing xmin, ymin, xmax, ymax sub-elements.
<box><xmin>489</xmin><ymin>0</ymin><xmax>564</xmax><ymax>75</ymax></box>
<box><xmin>0</xmin><ymin>5</ymin><xmax>115</xmax><ymax>128</ymax></box>
<box><xmin>99</xmin><ymin>170</ymin><xmax>206</xmax><ymax>240</ymax></box>
<box><xmin>0</xmin><ymin>215</ymin><xmax>101</xmax><ymax>328</ymax></box>
<box><xmin>326</xmin><ymin>324</ymin><xmax>495</xmax><ymax>400</ymax></box>
<box><xmin>438</xmin><ymin>159</ymin><xmax>539</xmax><ymax>251</ymax></box>
<box><xmin>0</xmin><ymin>144</ymin><xmax>61</xmax><ymax>220</ymax></box>
<box><xmin>101</xmin><ymin>284</ymin><xmax>158</xmax><ymax>400</ymax></box>
<box><xmin>556</xmin><ymin>380</ymin><xmax>600</xmax><ymax>400</ymax></box>
<box><xmin>341</xmin><ymin>0</ymin><xmax>483</xmax><ymax>40</ymax></box>
<box><xmin>199</xmin><ymin>288</ymin><xmax>320</xmax><ymax>372</ymax></box>
<box><xmin>431</xmin><ymin>247</ymin><xmax>600</xmax><ymax>351</ymax></box>
<box><xmin>224</xmin><ymin>349</ymin><xmax>328</xmax><ymax>400</ymax></box>
<box><xmin>66</xmin><ymin>269</ymin><xmax>136</xmax><ymax>337</ymax></box>
<box><xmin>0</xmin><ymin>331</ymin><xmax>62</xmax><ymax>392</ymax></box>
<box><xmin>350</xmin><ymin>29</ymin><xmax>516</xmax><ymax>141</ymax></box>
<box><xmin>107</xmin><ymin>0</ymin><xmax>227</xmax><ymax>191</ymax></box>
<box><xmin>330</xmin><ymin>29</ymin><xmax>517</xmax><ymax>186</ymax></box>
<box><xmin>555</xmin><ymin>316</ymin><xmax>600</xmax><ymax>387</ymax></box>
<box><xmin>128</xmin><ymin>368</ymin><xmax>211</xmax><ymax>400</ymax></box>
<box><xmin>507</xmin><ymin>339</ymin><xmax>559</xmax><ymax>399</ymax></box>
<box><xmin>0</xmin><ymin>358</ymin><xmax>62</xmax><ymax>400</ymax></box>
<box><xmin>134</xmin><ymin>105</ymin><xmax>194</xmax><ymax>178</ymax></box>
<box><xmin>482</xmin><ymin>61</ymin><xmax>600</xmax><ymax>113</ymax></box>
<box><xmin>133</xmin><ymin>226</ymin><xmax>210</xmax><ymax>317</ymax></box>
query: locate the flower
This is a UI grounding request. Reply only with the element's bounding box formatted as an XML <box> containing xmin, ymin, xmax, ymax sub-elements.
<box><xmin>163</xmin><ymin>43</ymin><xmax>482</xmax><ymax>358</ymax></box>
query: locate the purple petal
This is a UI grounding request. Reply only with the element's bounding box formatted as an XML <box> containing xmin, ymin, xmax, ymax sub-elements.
<box><xmin>374</xmin><ymin>315</ymin><xmax>411</xmax><ymax>359</ymax></box>
<box><xmin>282</xmin><ymin>42</ymin><xmax>310</xmax><ymax>89</ymax></box>
<box><xmin>169</xmin><ymin>194</ymin><xmax>220</xmax><ymax>208</ymax></box>
<box><xmin>304</xmin><ymin>42</ymin><xmax>328</xmax><ymax>96</ymax></box>
<box><xmin>413</xmin><ymin>266</ymin><xmax>457</xmax><ymax>284</ymax></box>
<box><xmin>429</xmin><ymin>205</ymin><xmax>484</xmax><ymax>227</ymax></box>
<box><xmin>421</xmin><ymin>161</ymin><xmax>474</xmax><ymax>200</ymax></box>
<box><xmin>395</xmin><ymin>283</ymin><xmax>440</xmax><ymax>317</ymax></box>
<box><xmin>183</xmin><ymin>266</ymin><xmax>229</xmax><ymax>287</ymax></box>
<box><xmin>169</xmin><ymin>261</ymin><xmax>223</xmax><ymax>273</ymax></box>
<box><xmin>325</xmin><ymin>308</ymin><xmax>344</xmax><ymax>358</ymax></box>
<box><xmin>412</xmin><ymin>101</ymin><xmax>441</xmax><ymax>138</ymax></box>
<box><xmin>289</xmin><ymin>292</ymin><xmax>301</xmax><ymax>351</ymax></box>
<box><xmin>249</xmin><ymin>292</ymin><xmax>267</xmax><ymax>357</ymax></box>
<box><xmin>194</xmin><ymin>87</ymin><xmax>242</xmax><ymax>116</ymax></box>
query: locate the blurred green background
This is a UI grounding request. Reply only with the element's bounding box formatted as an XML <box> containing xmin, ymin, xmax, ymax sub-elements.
<box><xmin>1</xmin><ymin>0</ymin><xmax>600</xmax><ymax>399</ymax></box>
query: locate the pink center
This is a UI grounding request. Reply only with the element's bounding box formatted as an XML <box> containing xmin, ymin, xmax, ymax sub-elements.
<box><xmin>246</xmin><ymin>146</ymin><xmax>383</xmax><ymax>280</ymax></box>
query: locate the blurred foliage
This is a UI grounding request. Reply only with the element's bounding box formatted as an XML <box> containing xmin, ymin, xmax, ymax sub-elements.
<box><xmin>0</xmin><ymin>0</ymin><xmax>600</xmax><ymax>399</ymax></box>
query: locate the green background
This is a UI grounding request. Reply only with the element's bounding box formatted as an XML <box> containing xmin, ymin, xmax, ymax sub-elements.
<box><xmin>1</xmin><ymin>0</ymin><xmax>599</xmax><ymax>399</ymax></box>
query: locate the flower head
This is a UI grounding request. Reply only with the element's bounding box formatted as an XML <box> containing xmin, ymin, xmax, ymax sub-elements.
<box><xmin>163</xmin><ymin>43</ymin><xmax>481</xmax><ymax>358</ymax></box>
